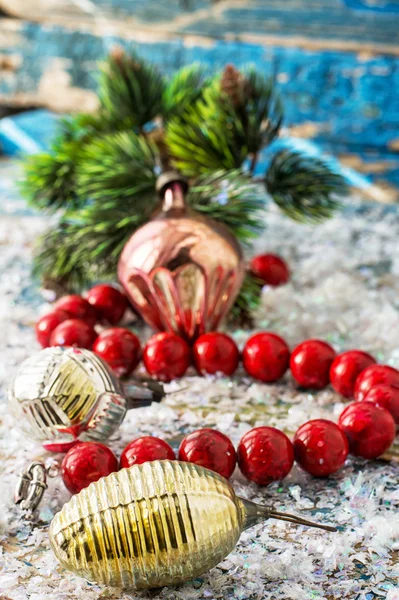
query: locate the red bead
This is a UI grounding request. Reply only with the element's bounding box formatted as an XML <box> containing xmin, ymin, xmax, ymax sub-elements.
<box><xmin>250</xmin><ymin>253</ymin><xmax>290</xmax><ymax>287</ymax></box>
<box><xmin>143</xmin><ymin>332</ymin><xmax>191</xmax><ymax>382</ymax></box>
<box><xmin>86</xmin><ymin>284</ymin><xmax>128</xmax><ymax>325</ymax></box>
<box><xmin>54</xmin><ymin>295</ymin><xmax>97</xmax><ymax>327</ymax></box>
<box><xmin>120</xmin><ymin>436</ymin><xmax>175</xmax><ymax>469</ymax></box>
<box><xmin>354</xmin><ymin>364</ymin><xmax>399</xmax><ymax>401</ymax></box>
<box><xmin>237</xmin><ymin>426</ymin><xmax>294</xmax><ymax>485</ymax></box>
<box><xmin>338</xmin><ymin>401</ymin><xmax>396</xmax><ymax>459</ymax></box>
<box><xmin>330</xmin><ymin>350</ymin><xmax>376</xmax><ymax>398</ymax></box>
<box><xmin>35</xmin><ymin>310</ymin><xmax>69</xmax><ymax>348</ymax></box>
<box><xmin>93</xmin><ymin>327</ymin><xmax>141</xmax><ymax>377</ymax></box>
<box><xmin>49</xmin><ymin>318</ymin><xmax>97</xmax><ymax>349</ymax></box>
<box><xmin>193</xmin><ymin>332</ymin><xmax>239</xmax><ymax>376</ymax></box>
<box><xmin>179</xmin><ymin>428</ymin><xmax>236</xmax><ymax>479</ymax></box>
<box><xmin>242</xmin><ymin>332</ymin><xmax>290</xmax><ymax>383</ymax></box>
<box><xmin>364</xmin><ymin>384</ymin><xmax>399</xmax><ymax>426</ymax></box>
<box><xmin>290</xmin><ymin>339</ymin><xmax>336</xmax><ymax>390</ymax></box>
<box><xmin>293</xmin><ymin>419</ymin><xmax>348</xmax><ymax>477</ymax></box>
<box><xmin>61</xmin><ymin>442</ymin><xmax>118</xmax><ymax>494</ymax></box>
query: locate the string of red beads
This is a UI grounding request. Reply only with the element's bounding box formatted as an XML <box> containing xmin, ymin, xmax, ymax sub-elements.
<box><xmin>61</xmin><ymin>395</ymin><xmax>396</xmax><ymax>494</ymax></box>
<box><xmin>35</xmin><ymin>283</ymin><xmax>398</xmax><ymax>496</ymax></box>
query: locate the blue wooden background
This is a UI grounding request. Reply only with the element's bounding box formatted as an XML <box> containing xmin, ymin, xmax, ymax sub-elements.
<box><xmin>0</xmin><ymin>0</ymin><xmax>398</xmax><ymax>188</ymax></box>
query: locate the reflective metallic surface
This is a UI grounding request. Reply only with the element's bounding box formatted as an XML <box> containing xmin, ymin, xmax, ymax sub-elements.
<box><xmin>14</xmin><ymin>461</ymin><xmax>47</xmax><ymax>512</ymax></box>
<box><xmin>49</xmin><ymin>460</ymin><xmax>336</xmax><ymax>590</ymax></box>
<box><xmin>9</xmin><ymin>347</ymin><xmax>162</xmax><ymax>450</ymax></box>
<box><xmin>118</xmin><ymin>177</ymin><xmax>245</xmax><ymax>342</ymax></box>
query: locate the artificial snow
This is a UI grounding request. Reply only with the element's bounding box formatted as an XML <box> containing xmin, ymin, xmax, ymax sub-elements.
<box><xmin>1</xmin><ymin>160</ymin><xmax>399</xmax><ymax>599</ymax></box>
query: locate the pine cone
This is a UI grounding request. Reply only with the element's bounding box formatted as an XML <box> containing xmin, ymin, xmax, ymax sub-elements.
<box><xmin>110</xmin><ymin>46</ymin><xmax>125</xmax><ymax>65</ymax></box>
<box><xmin>109</xmin><ymin>46</ymin><xmax>141</xmax><ymax>79</ymax></box>
<box><xmin>220</xmin><ymin>64</ymin><xmax>250</xmax><ymax>108</ymax></box>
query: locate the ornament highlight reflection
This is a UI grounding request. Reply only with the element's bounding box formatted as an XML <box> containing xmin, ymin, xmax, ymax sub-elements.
<box><xmin>9</xmin><ymin>347</ymin><xmax>163</xmax><ymax>450</ymax></box>
<box><xmin>50</xmin><ymin>460</ymin><xmax>336</xmax><ymax>590</ymax></box>
<box><xmin>118</xmin><ymin>173</ymin><xmax>245</xmax><ymax>342</ymax></box>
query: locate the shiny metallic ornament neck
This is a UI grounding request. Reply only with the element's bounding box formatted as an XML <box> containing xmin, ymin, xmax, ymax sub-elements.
<box><xmin>50</xmin><ymin>460</ymin><xmax>336</xmax><ymax>590</ymax></box>
<box><xmin>155</xmin><ymin>171</ymin><xmax>188</xmax><ymax>197</ymax></box>
<box><xmin>162</xmin><ymin>181</ymin><xmax>186</xmax><ymax>211</ymax></box>
<box><xmin>239</xmin><ymin>497</ymin><xmax>336</xmax><ymax>532</ymax></box>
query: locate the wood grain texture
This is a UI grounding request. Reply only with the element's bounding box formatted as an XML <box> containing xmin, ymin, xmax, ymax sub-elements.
<box><xmin>0</xmin><ymin>0</ymin><xmax>398</xmax><ymax>187</ymax></box>
<box><xmin>1</xmin><ymin>0</ymin><xmax>398</xmax><ymax>48</ymax></box>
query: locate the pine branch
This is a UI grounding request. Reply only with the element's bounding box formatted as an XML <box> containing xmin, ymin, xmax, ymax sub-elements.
<box><xmin>33</xmin><ymin>220</ymin><xmax>90</xmax><ymax>290</ymax></box>
<box><xmin>163</xmin><ymin>64</ymin><xmax>209</xmax><ymax>120</ymax></box>
<box><xmin>98</xmin><ymin>47</ymin><xmax>165</xmax><ymax>129</ymax></box>
<box><xmin>265</xmin><ymin>149</ymin><xmax>347</xmax><ymax>223</ymax></box>
<box><xmin>77</xmin><ymin>131</ymin><xmax>158</xmax><ymax>202</ymax></box>
<box><xmin>221</xmin><ymin>65</ymin><xmax>283</xmax><ymax>159</ymax></box>
<box><xmin>56</xmin><ymin>112</ymin><xmax>128</xmax><ymax>142</ymax></box>
<box><xmin>20</xmin><ymin>106</ymin><xmax>150</xmax><ymax>214</ymax></box>
<box><xmin>188</xmin><ymin>170</ymin><xmax>266</xmax><ymax>244</ymax></box>
<box><xmin>229</xmin><ymin>271</ymin><xmax>264</xmax><ymax>327</ymax></box>
<box><xmin>166</xmin><ymin>81</ymin><xmax>246</xmax><ymax>176</ymax></box>
<box><xmin>34</xmin><ymin>132</ymin><xmax>159</xmax><ymax>290</ymax></box>
<box><xmin>33</xmin><ymin>191</ymin><xmax>156</xmax><ymax>291</ymax></box>
<box><xmin>71</xmin><ymin>196</ymin><xmax>155</xmax><ymax>276</ymax></box>
<box><xmin>240</xmin><ymin>67</ymin><xmax>283</xmax><ymax>161</ymax></box>
<box><xmin>20</xmin><ymin>138</ymin><xmax>83</xmax><ymax>213</ymax></box>
<box><xmin>165</xmin><ymin>66</ymin><xmax>283</xmax><ymax>177</ymax></box>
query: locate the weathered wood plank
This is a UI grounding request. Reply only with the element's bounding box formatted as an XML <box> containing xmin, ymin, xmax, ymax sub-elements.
<box><xmin>1</xmin><ymin>0</ymin><xmax>399</xmax><ymax>50</ymax></box>
<box><xmin>1</xmin><ymin>19</ymin><xmax>398</xmax><ymax>154</ymax></box>
<box><xmin>0</xmin><ymin>0</ymin><xmax>398</xmax><ymax>187</ymax></box>
<box><xmin>343</xmin><ymin>0</ymin><xmax>399</xmax><ymax>12</ymax></box>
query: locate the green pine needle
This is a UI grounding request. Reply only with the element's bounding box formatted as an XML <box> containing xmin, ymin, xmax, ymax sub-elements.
<box><xmin>70</xmin><ymin>197</ymin><xmax>154</xmax><ymax>275</ymax></box>
<box><xmin>163</xmin><ymin>64</ymin><xmax>210</xmax><ymax>120</ymax></box>
<box><xmin>33</xmin><ymin>195</ymin><xmax>156</xmax><ymax>291</ymax></box>
<box><xmin>165</xmin><ymin>69</ymin><xmax>283</xmax><ymax>177</ymax></box>
<box><xmin>166</xmin><ymin>82</ymin><xmax>248</xmax><ymax>176</ymax></box>
<box><xmin>77</xmin><ymin>131</ymin><xmax>158</xmax><ymax>202</ymax></box>
<box><xmin>265</xmin><ymin>149</ymin><xmax>347</xmax><ymax>223</ymax></box>
<box><xmin>240</xmin><ymin>68</ymin><xmax>283</xmax><ymax>155</ymax></box>
<box><xmin>32</xmin><ymin>219</ymin><xmax>90</xmax><ymax>289</ymax></box>
<box><xmin>34</xmin><ymin>131</ymin><xmax>159</xmax><ymax>290</ymax></box>
<box><xmin>98</xmin><ymin>50</ymin><xmax>165</xmax><ymax>129</ymax></box>
<box><xmin>229</xmin><ymin>271</ymin><xmax>264</xmax><ymax>326</ymax></box>
<box><xmin>23</xmin><ymin>52</ymin><xmax>345</xmax><ymax>323</ymax></box>
<box><xmin>20</xmin><ymin>139</ymin><xmax>83</xmax><ymax>213</ymax></box>
<box><xmin>188</xmin><ymin>170</ymin><xmax>266</xmax><ymax>244</ymax></box>
<box><xmin>56</xmin><ymin>112</ymin><xmax>130</xmax><ymax>142</ymax></box>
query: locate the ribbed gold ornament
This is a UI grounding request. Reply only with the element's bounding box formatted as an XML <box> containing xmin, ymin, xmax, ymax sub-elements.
<box><xmin>50</xmin><ymin>460</ymin><xmax>336</xmax><ymax>590</ymax></box>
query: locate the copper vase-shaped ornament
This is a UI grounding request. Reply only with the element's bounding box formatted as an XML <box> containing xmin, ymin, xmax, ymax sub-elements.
<box><xmin>118</xmin><ymin>173</ymin><xmax>245</xmax><ymax>342</ymax></box>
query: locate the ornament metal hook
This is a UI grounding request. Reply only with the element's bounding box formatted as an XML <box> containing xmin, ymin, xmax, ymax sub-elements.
<box><xmin>14</xmin><ymin>461</ymin><xmax>48</xmax><ymax>513</ymax></box>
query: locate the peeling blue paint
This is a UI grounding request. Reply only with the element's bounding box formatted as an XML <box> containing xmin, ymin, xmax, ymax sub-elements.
<box><xmin>343</xmin><ymin>0</ymin><xmax>399</xmax><ymax>13</ymax></box>
<box><xmin>0</xmin><ymin>110</ymin><xmax>58</xmax><ymax>155</ymax></box>
<box><xmin>50</xmin><ymin>0</ymin><xmax>399</xmax><ymax>41</ymax></box>
<box><xmin>7</xmin><ymin>24</ymin><xmax>397</xmax><ymax>154</ymax></box>
<box><xmin>1</xmin><ymin>0</ymin><xmax>398</xmax><ymax>187</ymax></box>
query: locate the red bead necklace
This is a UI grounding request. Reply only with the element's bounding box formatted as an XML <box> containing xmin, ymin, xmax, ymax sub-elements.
<box><xmin>33</xmin><ymin>282</ymin><xmax>399</xmax><ymax>497</ymax></box>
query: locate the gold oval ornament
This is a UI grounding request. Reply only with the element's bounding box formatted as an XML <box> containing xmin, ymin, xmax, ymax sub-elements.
<box><xmin>50</xmin><ymin>460</ymin><xmax>336</xmax><ymax>589</ymax></box>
